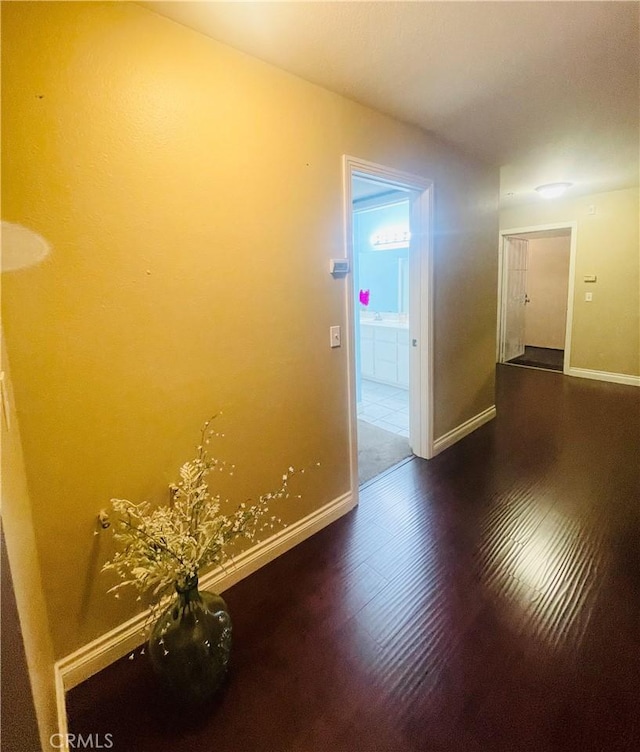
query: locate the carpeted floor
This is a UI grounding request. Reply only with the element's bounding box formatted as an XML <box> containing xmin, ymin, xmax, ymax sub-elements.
<box><xmin>508</xmin><ymin>345</ymin><xmax>564</xmax><ymax>371</ymax></box>
<box><xmin>357</xmin><ymin>419</ymin><xmax>412</xmax><ymax>485</ymax></box>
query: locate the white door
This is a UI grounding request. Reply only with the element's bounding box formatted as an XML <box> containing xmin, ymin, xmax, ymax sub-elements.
<box><xmin>503</xmin><ymin>236</ymin><xmax>529</xmax><ymax>362</ymax></box>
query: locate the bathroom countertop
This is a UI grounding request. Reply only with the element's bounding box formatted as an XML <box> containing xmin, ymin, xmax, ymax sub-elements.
<box><xmin>360</xmin><ymin>317</ymin><xmax>409</xmax><ymax>329</ymax></box>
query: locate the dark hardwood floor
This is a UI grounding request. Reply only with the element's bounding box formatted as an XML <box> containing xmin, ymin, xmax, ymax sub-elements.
<box><xmin>67</xmin><ymin>365</ymin><xmax>640</xmax><ymax>751</ymax></box>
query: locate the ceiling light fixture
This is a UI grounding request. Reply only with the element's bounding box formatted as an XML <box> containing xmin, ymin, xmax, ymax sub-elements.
<box><xmin>535</xmin><ymin>182</ymin><xmax>572</xmax><ymax>199</ymax></box>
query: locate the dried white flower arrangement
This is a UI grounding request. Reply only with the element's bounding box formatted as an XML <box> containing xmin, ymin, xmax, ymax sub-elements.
<box><xmin>102</xmin><ymin>416</ymin><xmax>314</xmax><ymax>615</ymax></box>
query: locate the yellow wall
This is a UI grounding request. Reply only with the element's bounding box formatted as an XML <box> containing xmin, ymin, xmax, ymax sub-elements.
<box><xmin>2</xmin><ymin>1</ymin><xmax>498</xmax><ymax>659</ymax></box>
<box><xmin>501</xmin><ymin>188</ymin><xmax>640</xmax><ymax>376</ymax></box>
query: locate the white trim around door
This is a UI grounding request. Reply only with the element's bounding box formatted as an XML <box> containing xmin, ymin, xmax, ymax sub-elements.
<box><xmin>497</xmin><ymin>222</ymin><xmax>578</xmax><ymax>375</ymax></box>
<box><xmin>342</xmin><ymin>156</ymin><xmax>435</xmax><ymax>499</ymax></box>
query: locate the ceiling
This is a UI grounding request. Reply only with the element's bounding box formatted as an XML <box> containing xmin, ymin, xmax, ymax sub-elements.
<box><xmin>143</xmin><ymin>1</ymin><xmax>639</xmax><ymax>207</ymax></box>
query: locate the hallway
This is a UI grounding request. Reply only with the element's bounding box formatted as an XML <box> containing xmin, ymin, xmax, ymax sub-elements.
<box><xmin>68</xmin><ymin>365</ymin><xmax>640</xmax><ymax>751</ymax></box>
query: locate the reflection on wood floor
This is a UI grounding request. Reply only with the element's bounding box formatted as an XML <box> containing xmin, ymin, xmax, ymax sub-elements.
<box><xmin>68</xmin><ymin>365</ymin><xmax>640</xmax><ymax>751</ymax></box>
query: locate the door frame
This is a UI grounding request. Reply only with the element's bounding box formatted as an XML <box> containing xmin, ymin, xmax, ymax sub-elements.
<box><xmin>497</xmin><ymin>222</ymin><xmax>578</xmax><ymax>375</ymax></box>
<box><xmin>343</xmin><ymin>156</ymin><xmax>434</xmax><ymax>496</ymax></box>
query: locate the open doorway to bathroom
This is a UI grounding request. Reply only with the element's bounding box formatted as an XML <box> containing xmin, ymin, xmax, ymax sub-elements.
<box><xmin>344</xmin><ymin>156</ymin><xmax>434</xmax><ymax>490</ymax></box>
<box><xmin>498</xmin><ymin>224</ymin><xmax>576</xmax><ymax>373</ymax></box>
<box><xmin>352</xmin><ymin>176</ymin><xmax>413</xmax><ymax>484</ymax></box>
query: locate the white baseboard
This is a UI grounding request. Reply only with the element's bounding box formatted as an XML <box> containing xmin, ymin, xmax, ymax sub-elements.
<box><xmin>568</xmin><ymin>367</ymin><xmax>640</xmax><ymax>387</ymax></box>
<box><xmin>432</xmin><ymin>405</ymin><xmax>496</xmax><ymax>457</ymax></box>
<box><xmin>55</xmin><ymin>490</ymin><xmax>355</xmax><ymax>699</ymax></box>
<box><xmin>54</xmin><ymin>665</ymin><xmax>70</xmax><ymax>751</ymax></box>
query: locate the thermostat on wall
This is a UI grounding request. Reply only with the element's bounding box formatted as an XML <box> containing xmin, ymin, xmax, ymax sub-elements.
<box><xmin>330</xmin><ymin>259</ymin><xmax>350</xmax><ymax>276</ymax></box>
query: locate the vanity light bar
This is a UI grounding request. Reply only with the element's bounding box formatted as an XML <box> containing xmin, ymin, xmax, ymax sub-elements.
<box><xmin>370</xmin><ymin>228</ymin><xmax>411</xmax><ymax>249</ymax></box>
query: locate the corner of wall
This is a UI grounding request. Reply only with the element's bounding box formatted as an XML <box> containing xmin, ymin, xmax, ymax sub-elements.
<box><xmin>1</xmin><ymin>336</ymin><xmax>60</xmax><ymax>749</ymax></box>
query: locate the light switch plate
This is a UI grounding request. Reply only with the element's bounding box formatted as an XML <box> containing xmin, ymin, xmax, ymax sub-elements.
<box><xmin>330</xmin><ymin>325</ymin><xmax>341</xmax><ymax>348</ymax></box>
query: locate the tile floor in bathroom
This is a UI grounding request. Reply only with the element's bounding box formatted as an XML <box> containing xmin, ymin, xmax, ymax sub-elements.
<box><xmin>357</xmin><ymin>379</ymin><xmax>409</xmax><ymax>438</ymax></box>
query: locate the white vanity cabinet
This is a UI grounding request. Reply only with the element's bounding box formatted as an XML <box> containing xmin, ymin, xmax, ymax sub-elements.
<box><xmin>360</xmin><ymin>322</ymin><xmax>409</xmax><ymax>388</ymax></box>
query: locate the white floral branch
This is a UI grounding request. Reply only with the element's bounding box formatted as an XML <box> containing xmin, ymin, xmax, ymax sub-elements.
<box><xmin>102</xmin><ymin>416</ymin><xmax>318</xmax><ymax>628</ymax></box>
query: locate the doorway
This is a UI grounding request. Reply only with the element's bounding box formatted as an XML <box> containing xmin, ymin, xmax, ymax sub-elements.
<box><xmin>353</xmin><ymin>178</ymin><xmax>412</xmax><ymax>483</ymax></box>
<box><xmin>498</xmin><ymin>224</ymin><xmax>577</xmax><ymax>374</ymax></box>
<box><xmin>343</xmin><ymin>157</ymin><xmax>434</xmax><ymax>491</ymax></box>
